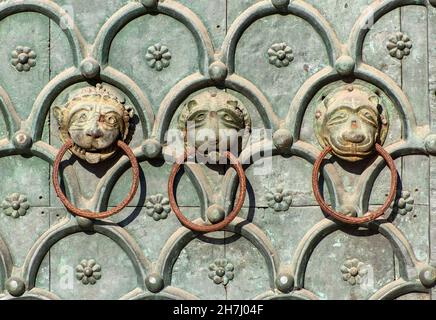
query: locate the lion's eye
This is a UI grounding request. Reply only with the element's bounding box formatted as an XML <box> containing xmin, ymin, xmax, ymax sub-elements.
<box><xmin>359</xmin><ymin>109</ymin><xmax>377</xmax><ymax>127</ymax></box>
<box><xmin>105</xmin><ymin>114</ymin><xmax>117</xmax><ymax>125</ymax></box>
<box><xmin>194</xmin><ymin>113</ymin><xmax>206</xmax><ymax>122</ymax></box>
<box><xmin>222</xmin><ymin>113</ymin><xmax>233</xmax><ymax>122</ymax></box>
<box><xmin>327</xmin><ymin>111</ymin><xmax>348</xmax><ymax>126</ymax></box>
<box><xmin>78</xmin><ymin>113</ymin><xmax>88</xmax><ymax>122</ymax></box>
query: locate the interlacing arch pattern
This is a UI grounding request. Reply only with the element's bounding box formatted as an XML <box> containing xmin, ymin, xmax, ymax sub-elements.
<box><xmin>0</xmin><ymin>0</ymin><xmax>434</xmax><ymax>300</ymax></box>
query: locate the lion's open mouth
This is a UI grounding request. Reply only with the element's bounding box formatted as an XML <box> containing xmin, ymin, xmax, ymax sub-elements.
<box><xmin>328</xmin><ymin>137</ymin><xmax>375</xmax><ymax>158</ymax></box>
<box><xmin>71</xmin><ymin>141</ymin><xmax>117</xmax><ymax>155</ymax></box>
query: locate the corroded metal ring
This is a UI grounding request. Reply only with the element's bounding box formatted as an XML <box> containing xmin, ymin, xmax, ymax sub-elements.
<box><xmin>312</xmin><ymin>143</ymin><xmax>397</xmax><ymax>225</ymax></box>
<box><xmin>52</xmin><ymin>139</ymin><xmax>139</xmax><ymax>219</ymax></box>
<box><xmin>168</xmin><ymin>151</ymin><xmax>246</xmax><ymax>233</ymax></box>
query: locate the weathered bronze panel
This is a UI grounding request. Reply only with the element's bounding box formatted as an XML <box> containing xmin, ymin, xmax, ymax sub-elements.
<box><xmin>0</xmin><ymin>0</ymin><xmax>434</xmax><ymax>300</ymax></box>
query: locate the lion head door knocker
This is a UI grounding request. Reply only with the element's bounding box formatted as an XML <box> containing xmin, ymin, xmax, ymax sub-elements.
<box><xmin>177</xmin><ymin>90</ymin><xmax>252</xmax><ymax>158</ymax></box>
<box><xmin>314</xmin><ymin>84</ymin><xmax>389</xmax><ymax>162</ymax></box>
<box><xmin>51</xmin><ymin>84</ymin><xmax>139</xmax><ymax>219</ymax></box>
<box><xmin>53</xmin><ymin>83</ymin><xmax>134</xmax><ymax>164</ymax></box>
<box><xmin>168</xmin><ymin>90</ymin><xmax>251</xmax><ymax>232</ymax></box>
<box><xmin>312</xmin><ymin>83</ymin><xmax>398</xmax><ymax>224</ymax></box>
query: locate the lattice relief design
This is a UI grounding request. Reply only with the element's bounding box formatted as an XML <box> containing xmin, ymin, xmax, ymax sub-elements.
<box><xmin>0</xmin><ymin>0</ymin><xmax>434</xmax><ymax>300</ymax></box>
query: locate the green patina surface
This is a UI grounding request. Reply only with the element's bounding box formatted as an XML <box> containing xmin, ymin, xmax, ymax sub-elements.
<box><xmin>0</xmin><ymin>0</ymin><xmax>434</xmax><ymax>300</ymax></box>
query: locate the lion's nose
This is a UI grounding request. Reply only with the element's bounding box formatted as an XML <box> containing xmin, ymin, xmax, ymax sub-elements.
<box><xmin>342</xmin><ymin>131</ymin><xmax>366</xmax><ymax>143</ymax></box>
<box><xmin>86</xmin><ymin>126</ymin><xmax>103</xmax><ymax>138</ymax></box>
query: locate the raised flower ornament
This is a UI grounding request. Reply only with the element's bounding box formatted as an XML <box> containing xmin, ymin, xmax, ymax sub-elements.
<box><xmin>2</xmin><ymin>193</ymin><xmax>30</xmax><ymax>218</ymax></box>
<box><xmin>76</xmin><ymin>259</ymin><xmax>102</xmax><ymax>285</ymax></box>
<box><xmin>391</xmin><ymin>190</ymin><xmax>414</xmax><ymax>215</ymax></box>
<box><xmin>340</xmin><ymin>258</ymin><xmax>368</xmax><ymax>286</ymax></box>
<box><xmin>208</xmin><ymin>259</ymin><xmax>234</xmax><ymax>286</ymax></box>
<box><xmin>145</xmin><ymin>194</ymin><xmax>171</xmax><ymax>221</ymax></box>
<box><xmin>387</xmin><ymin>32</ymin><xmax>412</xmax><ymax>60</ymax></box>
<box><xmin>265</xmin><ymin>187</ymin><xmax>292</xmax><ymax>211</ymax></box>
<box><xmin>268</xmin><ymin>42</ymin><xmax>294</xmax><ymax>68</ymax></box>
<box><xmin>145</xmin><ymin>43</ymin><xmax>172</xmax><ymax>71</ymax></box>
<box><xmin>11</xmin><ymin>46</ymin><xmax>37</xmax><ymax>72</ymax></box>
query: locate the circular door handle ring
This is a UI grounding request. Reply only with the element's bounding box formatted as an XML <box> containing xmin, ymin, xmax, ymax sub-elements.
<box><xmin>52</xmin><ymin>139</ymin><xmax>140</xmax><ymax>219</ymax></box>
<box><xmin>312</xmin><ymin>143</ymin><xmax>397</xmax><ymax>225</ymax></box>
<box><xmin>168</xmin><ymin>151</ymin><xmax>246</xmax><ymax>233</ymax></box>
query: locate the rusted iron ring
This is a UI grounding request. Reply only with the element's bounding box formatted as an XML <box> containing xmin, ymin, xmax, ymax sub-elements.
<box><xmin>312</xmin><ymin>143</ymin><xmax>397</xmax><ymax>225</ymax></box>
<box><xmin>52</xmin><ymin>139</ymin><xmax>139</xmax><ymax>219</ymax></box>
<box><xmin>168</xmin><ymin>151</ymin><xmax>246</xmax><ymax>233</ymax></box>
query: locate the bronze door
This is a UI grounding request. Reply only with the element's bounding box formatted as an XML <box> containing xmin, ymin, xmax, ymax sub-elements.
<box><xmin>0</xmin><ymin>0</ymin><xmax>435</xmax><ymax>300</ymax></box>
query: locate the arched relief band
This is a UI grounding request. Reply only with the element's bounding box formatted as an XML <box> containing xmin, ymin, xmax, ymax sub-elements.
<box><xmin>222</xmin><ymin>0</ymin><xmax>342</xmax><ymax>74</ymax></box>
<box><xmin>168</xmin><ymin>151</ymin><xmax>246</xmax><ymax>233</ymax></box>
<box><xmin>156</xmin><ymin>216</ymin><xmax>278</xmax><ymax>288</ymax></box>
<box><xmin>355</xmin><ymin>64</ymin><xmax>417</xmax><ymax>140</ymax></box>
<box><xmin>30</xmin><ymin>68</ymin><xmax>83</xmax><ymax>142</ymax></box>
<box><xmin>152</xmin><ymin>74</ymin><xmax>278</xmax><ymax>144</ymax></box>
<box><xmin>92</xmin><ymin>1</ymin><xmax>214</xmax><ymax>73</ymax></box>
<box><xmin>21</xmin><ymin>216</ymin><xmax>150</xmax><ymax>289</ymax></box>
<box><xmin>52</xmin><ymin>139</ymin><xmax>139</xmax><ymax>219</ymax></box>
<box><xmin>0</xmin><ymin>85</ymin><xmax>20</xmax><ymax>139</ymax></box>
<box><xmin>29</xmin><ymin>68</ymin><xmax>154</xmax><ymax>143</ymax></box>
<box><xmin>0</xmin><ymin>0</ymin><xmax>86</xmax><ymax>65</ymax></box>
<box><xmin>312</xmin><ymin>143</ymin><xmax>397</xmax><ymax>225</ymax></box>
<box><xmin>348</xmin><ymin>0</ymin><xmax>427</xmax><ymax>62</ymax></box>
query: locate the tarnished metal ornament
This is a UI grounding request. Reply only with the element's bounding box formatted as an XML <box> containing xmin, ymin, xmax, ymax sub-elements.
<box><xmin>265</xmin><ymin>187</ymin><xmax>292</xmax><ymax>212</ymax></box>
<box><xmin>0</xmin><ymin>0</ymin><xmax>434</xmax><ymax>302</ymax></box>
<box><xmin>268</xmin><ymin>42</ymin><xmax>294</xmax><ymax>68</ymax></box>
<box><xmin>340</xmin><ymin>259</ymin><xmax>368</xmax><ymax>286</ymax></box>
<box><xmin>178</xmin><ymin>90</ymin><xmax>251</xmax><ymax>156</ymax></box>
<box><xmin>271</xmin><ymin>0</ymin><xmax>290</xmax><ymax>9</ymax></box>
<box><xmin>6</xmin><ymin>277</ymin><xmax>26</xmax><ymax>297</ymax></box>
<box><xmin>273</xmin><ymin>128</ymin><xmax>293</xmax><ymax>152</ymax></box>
<box><xmin>208</xmin><ymin>61</ymin><xmax>228</xmax><ymax>82</ymax></box>
<box><xmin>425</xmin><ymin>134</ymin><xmax>436</xmax><ymax>156</ymax></box>
<box><xmin>53</xmin><ymin>83</ymin><xmax>134</xmax><ymax>164</ymax></box>
<box><xmin>11</xmin><ymin>46</ymin><xmax>36</xmax><ymax>72</ymax></box>
<box><xmin>334</xmin><ymin>55</ymin><xmax>355</xmax><ymax>76</ymax></box>
<box><xmin>76</xmin><ymin>259</ymin><xmax>102</xmax><ymax>285</ymax></box>
<box><xmin>208</xmin><ymin>259</ymin><xmax>234</xmax><ymax>286</ymax></box>
<box><xmin>143</xmin><ymin>138</ymin><xmax>162</xmax><ymax>158</ymax></box>
<box><xmin>386</xmin><ymin>32</ymin><xmax>412</xmax><ymax>60</ymax></box>
<box><xmin>76</xmin><ymin>216</ymin><xmax>94</xmax><ymax>230</ymax></box>
<box><xmin>419</xmin><ymin>266</ymin><xmax>436</xmax><ymax>288</ymax></box>
<box><xmin>140</xmin><ymin>0</ymin><xmax>158</xmax><ymax>9</ymax></box>
<box><xmin>206</xmin><ymin>204</ymin><xmax>226</xmax><ymax>224</ymax></box>
<box><xmin>390</xmin><ymin>190</ymin><xmax>414</xmax><ymax>216</ymax></box>
<box><xmin>145</xmin><ymin>43</ymin><xmax>172</xmax><ymax>71</ymax></box>
<box><xmin>145</xmin><ymin>194</ymin><xmax>171</xmax><ymax>221</ymax></box>
<box><xmin>275</xmin><ymin>270</ymin><xmax>294</xmax><ymax>293</ymax></box>
<box><xmin>145</xmin><ymin>273</ymin><xmax>164</xmax><ymax>293</ymax></box>
<box><xmin>80</xmin><ymin>57</ymin><xmax>101</xmax><ymax>79</ymax></box>
<box><xmin>314</xmin><ymin>82</ymin><xmax>390</xmax><ymax>162</ymax></box>
<box><xmin>12</xmin><ymin>131</ymin><xmax>32</xmax><ymax>150</ymax></box>
<box><xmin>2</xmin><ymin>192</ymin><xmax>29</xmax><ymax>219</ymax></box>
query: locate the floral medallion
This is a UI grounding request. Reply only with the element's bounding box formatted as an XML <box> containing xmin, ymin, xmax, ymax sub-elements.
<box><xmin>2</xmin><ymin>193</ymin><xmax>29</xmax><ymax>218</ymax></box>
<box><xmin>11</xmin><ymin>46</ymin><xmax>36</xmax><ymax>72</ymax></box>
<box><xmin>76</xmin><ymin>259</ymin><xmax>102</xmax><ymax>285</ymax></box>
<box><xmin>145</xmin><ymin>43</ymin><xmax>172</xmax><ymax>71</ymax></box>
